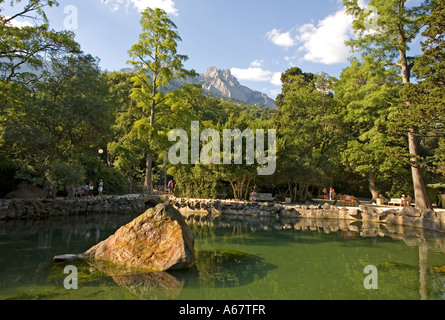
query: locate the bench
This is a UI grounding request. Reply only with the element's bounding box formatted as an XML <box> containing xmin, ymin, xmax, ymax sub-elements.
<box><xmin>339</xmin><ymin>195</ymin><xmax>356</xmax><ymax>206</ymax></box>
<box><xmin>255</xmin><ymin>193</ymin><xmax>274</xmax><ymax>202</ymax></box>
<box><xmin>389</xmin><ymin>198</ymin><xmax>402</xmax><ymax>206</ymax></box>
<box><xmin>388</xmin><ymin>198</ymin><xmax>416</xmax><ymax>206</ymax></box>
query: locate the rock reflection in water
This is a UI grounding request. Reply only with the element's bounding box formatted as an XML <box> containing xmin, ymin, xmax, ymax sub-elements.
<box><xmin>111</xmin><ymin>273</ymin><xmax>184</xmax><ymax>300</ymax></box>
<box><xmin>80</xmin><ymin>259</ymin><xmax>184</xmax><ymax>300</ymax></box>
<box><xmin>84</xmin><ymin>249</ymin><xmax>274</xmax><ymax>299</ymax></box>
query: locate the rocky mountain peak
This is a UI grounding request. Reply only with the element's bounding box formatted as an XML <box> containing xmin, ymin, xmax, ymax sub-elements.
<box><xmin>205</xmin><ymin>67</ymin><xmax>239</xmax><ymax>84</ymax></box>
<box><xmin>201</xmin><ymin>67</ymin><xmax>276</xmax><ymax>109</ymax></box>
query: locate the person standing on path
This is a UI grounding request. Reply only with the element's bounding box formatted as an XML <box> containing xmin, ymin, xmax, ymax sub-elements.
<box><xmin>98</xmin><ymin>179</ymin><xmax>104</xmax><ymax>196</ymax></box>
<box><xmin>329</xmin><ymin>187</ymin><xmax>335</xmax><ymax>201</ymax></box>
<box><xmin>88</xmin><ymin>180</ymin><xmax>94</xmax><ymax>197</ymax></box>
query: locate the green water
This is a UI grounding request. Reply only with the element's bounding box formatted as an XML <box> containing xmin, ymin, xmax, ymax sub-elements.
<box><xmin>1</xmin><ymin>213</ymin><xmax>445</xmax><ymax>300</ymax></box>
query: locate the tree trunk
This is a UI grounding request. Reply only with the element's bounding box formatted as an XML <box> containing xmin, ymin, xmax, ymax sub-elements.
<box><xmin>368</xmin><ymin>172</ymin><xmax>380</xmax><ymax>202</ymax></box>
<box><xmin>229</xmin><ymin>180</ymin><xmax>239</xmax><ymax>200</ymax></box>
<box><xmin>128</xmin><ymin>171</ymin><xmax>133</xmax><ymax>194</ymax></box>
<box><xmin>244</xmin><ymin>179</ymin><xmax>251</xmax><ymax>201</ymax></box>
<box><xmin>144</xmin><ymin>151</ymin><xmax>153</xmax><ymax>194</ymax></box>
<box><xmin>151</xmin><ymin>73</ymin><xmax>157</xmax><ymax>126</ymax></box>
<box><xmin>408</xmin><ymin>130</ymin><xmax>433</xmax><ymax>211</ymax></box>
<box><xmin>143</xmin><ymin>72</ymin><xmax>157</xmax><ymax>195</ymax></box>
<box><xmin>303</xmin><ymin>184</ymin><xmax>309</xmax><ymax>202</ymax></box>
<box><xmin>299</xmin><ymin>183</ymin><xmax>305</xmax><ymax>203</ymax></box>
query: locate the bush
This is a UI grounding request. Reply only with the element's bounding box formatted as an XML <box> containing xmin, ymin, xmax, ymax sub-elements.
<box><xmin>94</xmin><ymin>165</ymin><xmax>128</xmax><ymax>195</ymax></box>
<box><xmin>171</xmin><ymin>165</ymin><xmax>223</xmax><ymax>199</ymax></box>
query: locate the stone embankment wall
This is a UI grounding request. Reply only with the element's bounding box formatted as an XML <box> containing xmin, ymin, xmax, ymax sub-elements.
<box><xmin>0</xmin><ymin>195</ymin><xmax>162</xmax><ymax>220</ymax></box>
<box><xmin>2</xmin><ymin>194</ymin><xmax>444</xmax><ymax>234</ymax></box>
<box><xmin>167</xmin><ymin>197</ymin><xmax>445</xmax><ymax>233</ymax></box>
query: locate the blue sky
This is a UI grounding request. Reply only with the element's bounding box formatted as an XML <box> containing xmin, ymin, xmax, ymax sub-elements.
<box><xmin>3</xmin><ymin>0</ymin><xmax>422</xmax><ymax>99</ymax></box>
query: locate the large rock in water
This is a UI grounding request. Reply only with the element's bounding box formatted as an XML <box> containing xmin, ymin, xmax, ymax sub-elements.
<box><xmin>82</xmin><ymin>203</ymin><xmax>195</xmax><ymax>272</ymax></box>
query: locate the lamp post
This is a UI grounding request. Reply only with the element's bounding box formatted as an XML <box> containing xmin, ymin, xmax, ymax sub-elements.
<box><xmin>98</xmin><ymin>149</ymin><xmax>104</xmax><ymax>175</ymax></box>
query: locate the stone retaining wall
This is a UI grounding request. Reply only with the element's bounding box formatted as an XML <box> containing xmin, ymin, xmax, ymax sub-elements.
<box><xmin>0</xmin><ymin>195</ymin><xmax>162</xmax><ymax>220</ymax></box>
<box><xmin>2</xmin><ymin>195</ymin><xmax>444</xmax><ymax>234</ymax></box>
<box><xmin>167</xmin><ymin>197</ymin><xmax>445</xmax><ymax>233</ymax></box>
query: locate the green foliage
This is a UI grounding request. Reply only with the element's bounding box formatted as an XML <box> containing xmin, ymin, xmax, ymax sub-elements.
<box><xmin>272</xmin><ymin>67</ymin><xmax>342</xmax><ymax>202</ymax></box>
<box><xmin>0</xmin><ymin>0</ymin><xmax>80</xmax><ymax>83</ymax></box>
<box><xmin>0</xmin><ymin>0</ymin><xmax>443</xmax><ymax>204</ymax></box>
<box><xmin>394</xmin><ymin>0</ymin><xmax>445</xmax><ymax>184</ymax></box>
<box><xmin>344</xmin><ymin>0</ymin><xmax>434</xmax><ymax>63</ymax></box>
<box><xmin>336</xmin><ymin>57</ymin><xmax>409</xmax><ymax>198</ymax></box>
<box><xmin>1</xmin><ymin>53</ymin><xmax>114</xmax><ymax>189</ymax></box>
<box><xmin>171</xmin><ymin>165</ymin><xmax>223</xmax><ymax>199</ymax></box>
<box><xmin>344</xmin><ymin>0</ymin><xmax>438</xmax><ymax>210</ymax></box>
<box><xmin>125</xmin><ymin>7</ymin><xmax>197</xmax><ymax>193</ymax></box>
<box><xmin>44</xmin><ymin>161</ymin><xmax>85</xmax><ymax>191</ymax></box>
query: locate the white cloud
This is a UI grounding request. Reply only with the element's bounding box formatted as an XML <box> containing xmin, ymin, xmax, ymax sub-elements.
<box><xmin>266</xmin><ymin>9</ymin><xmax>354</xmax><ymax>65</ymax></box>
<box><xmin>269</xmin><ymin>88</ymin><xmax>282</xmax><ymax>98</ymax></box>
<box><xmin>296</xmin><ymin>10</ymin><xmax>353</xmax><ymax>64</ymax></box>
<box><xmin>103</xmin><ymin>0</ymin><xmax>178</xmax><ymax>15</ymax></box>
<box><xmin>5</xmin><ymin>17</ymin><xmax>33</xmax><ymax>28</ymax></box>
<box><xmin>271</xmin><ymin>72</ymin><xmax>282</xmax><ymax>86</ymax></box>
<box><xmin>265</xmin><ymin>29</ymin><xmax>295</xmax><ymax>48</ymax></box>
<box><xmin>230</xmin><ymin>67</ymin><xmax>282</xmax><ymax>86</ymax></box>
<box><xmin>250</xmin><ymin>59</ymin><xmax>264</xmax><ymax>67</ymax></box>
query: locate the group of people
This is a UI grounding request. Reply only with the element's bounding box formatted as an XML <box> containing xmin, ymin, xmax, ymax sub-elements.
<box><xmin>322</xmin><ymin>187</ymin><xmax>336</xmax><ymax>201</ymax></box>
<box><xmin>71</xmin><ymin>179</ymin><xmax>104</xmax><ymax>198</ymax></box>
<box><xmin>400</xmin><ymin>194</ymin><xmax>413</xmax><ymax>207</ymax></box>
<box><xmin>44</xmin><ymin>179</ymin><xmax>104</xmax><ymax>199</ymax></box>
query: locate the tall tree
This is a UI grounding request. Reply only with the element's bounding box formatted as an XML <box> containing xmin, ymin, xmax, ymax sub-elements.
<box><xmin>127</xmin><ymin>8</ymin><xmax>196</xmax><ymax>194</ymax></box>
<box><xmin>1</xmin><ymin>53</ymin><xmax>113</xmax><ymax>186</ymax></box>
<box><xmin>407</xmin><ymin>0</ymin><xmax>445</xmax><ymax>183</ymax></box>
<box><xmin>273</xmin><ymin>67</ymin><xmax>341</xmax><ymax>203</ymax></box>
<box><xmin>344</xmin><ymin>0</ymin><xmax>435</xmax><ymax>210</ymax></box>
<box><xmin>337</xmin><ymin>57</ymin><xmax>407</xmax><ymax>201</ymax></box>
<box><xmin>104</xmin><ymin>71</ymin><xmax>142</xmax><ymax>193</ymax></box>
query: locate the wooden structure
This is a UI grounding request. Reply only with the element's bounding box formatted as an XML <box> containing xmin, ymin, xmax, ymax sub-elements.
<box><xmin>339</xmin><ymin>195</ymin><xmax>356</xmax><ymax>206</ymax></box>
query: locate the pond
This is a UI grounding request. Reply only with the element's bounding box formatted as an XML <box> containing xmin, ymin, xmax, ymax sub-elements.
<box><xmin>0</xmin><ymin>213</ymin><xmax>445</xmax><ymax>300</ymax></box>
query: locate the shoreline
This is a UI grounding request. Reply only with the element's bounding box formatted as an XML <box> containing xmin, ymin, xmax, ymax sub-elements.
<box><xmin>1</xmin><ymin>194</ymin><xmax>445</xmax><ymax>234</ymax></box>
<box><xmin>167</xmin><ymin>197</ymin><xmax>445</xmax><ymax>234</ymax></box>
<box><xmin>0</xmin><ymin>194</ymin><xmax>163</xmax><ymax>220</ymax></box>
